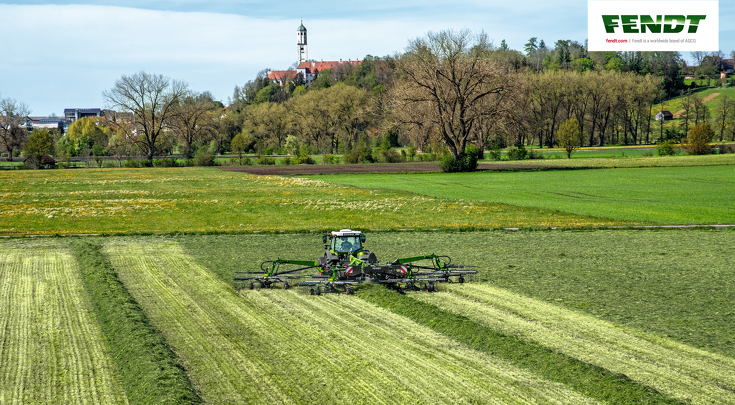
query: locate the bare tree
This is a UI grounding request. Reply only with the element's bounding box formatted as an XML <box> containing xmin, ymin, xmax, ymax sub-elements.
<box><xmin>103</xmin><ymin>71</ymin><xmax>188</xmax><ymax>166</ymax></box>
<box><xmin>392</xmin><ymin>29</ymin><xmax>513</xmax><ymax>158</ymax></box>
<box><xmin>0</xmin><ymin>95</ymin><xmax>31</xmax><ymax>161</ymax></box>
<box><xmin>170</xmin><ymin>92</ymin><xmax>219</xmax><ymax>158</ymax></box>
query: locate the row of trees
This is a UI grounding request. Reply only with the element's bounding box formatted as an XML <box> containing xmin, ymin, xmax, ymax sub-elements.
<box><xmin>4</xmin><ymin>30</ymin><xmax>735</xmax><ymax>169</ymax></box>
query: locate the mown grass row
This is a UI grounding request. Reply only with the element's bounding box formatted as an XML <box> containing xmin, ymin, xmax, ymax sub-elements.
<box><xmin>71</xmin><ymin>240</ymin><xmax>202</xmax><ymax>405</ymax></box>
<box><xmin>357</xmin><ymin>285</ymin><xmax>682</xmax><ymax>405</ymax></box>
<box><xmin>105</xmin><ymin>241</ymin><xmax>600</xmax><ymax>404</ymax></box>
<box><xmin>414</xmin><ymin>284</ymin><xmax>735</xmax><ymax>404</ymax></box>
<box><xmin>0</xmin><ymin>241</ymin><xmax>128</xmax><ymax>405</ymax></box>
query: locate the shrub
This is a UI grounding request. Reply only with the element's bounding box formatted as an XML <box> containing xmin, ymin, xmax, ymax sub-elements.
<box><xmin>684</xmin><ymin>123</ymin><xmax>715</xmax><ymax>155</ymax></box>
<box><xmin>465</xmin><ymin>144</ymin><xmax>482</xmax><ymax>160</ymax></box>
<box><xmin>154</xmin><ymin>158</ymin><xmax>178</xmax><ymax>167</ymax></box>
<box><xmin>381</xmin><ymin>148</ymin><xmax>404</xmax><ymax>163</ymax></box>
<box><xmin>282</xmin><ymin>157</ymin><xmax>293</xmax><ymax>165</ymax></box>
<box><xmin>527</xmin><ymin>149</ymin><xmax>544</xmax><ymax>159</ymax></box>
<box><xmin>323</xmin><ymin>154</ymin><xmax>336</xmax><ymax>164</ymax></box>
<box><xmin>194</xmin><ymin>149</ymin><xmax>216</xmax><ymax>166</ymax></box>
<box><xmin>656</xmin><ymin>140</ymin><xmax>677</xmax><ymax>156</ymax></box>
<box><xmin>123</xmin><ymin>159</ymin><xmax>141</xmax><ymax>168</ymax></box>
<box><xmin>256</xmin><ymin>156</ymin><xmax>276</xmax><ymax>165</ymax></box>
<box><xmin>507</xmin><ymin>145</ymin><xmax>528</xmax><ymax>160</ymax></box>
<box><xmin>642</xmin><ymin>151</ymin><xmax>654</xmax><ymax>157</ymax></box>
<box><xmin>489</xmin><ymin>142</ymin><xmax>502</xmax><ymax>161</ymax></box>
<box><xmin>408</xmin><ymin>146</ymin><xmax>417</xmax><ymax>161</ymax></box>
<box><xmin>439</xmin><ymin>153</ymin><xmax>478</xmax><ymax>173</ymax></box>
<box><xmin>344</xmin><ymin>142</ymin><xmax>374</xmax><ymax>164</ymax></box>
<box><xmin>242</xmin><ymin>157</ymin><xmax>253</xmax><ymax>166</ymax></box>
<box><xmin>296</xmin><ymin>155</ymin><xmax>316</xmax><ymax>164</ymax></box>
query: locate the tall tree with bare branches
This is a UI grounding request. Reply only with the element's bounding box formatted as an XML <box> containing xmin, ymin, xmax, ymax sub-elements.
<box><xmin>392</xmin><ymin>29</ymin><xmax>513</xmax><ymax>159</ymax></box>
<box><xmin>103</xmin><ymin>71</ymin><xmax>188</xmax><ymax>166</ymax></box>
<box><xmin>0</xmin><ymin>95</ymin><xmax>31</xmax><ymax>161</ymax></box>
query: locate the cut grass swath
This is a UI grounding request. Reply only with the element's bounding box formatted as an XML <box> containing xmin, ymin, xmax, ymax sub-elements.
<box><xmin>415</xmin><ymin>284</ymin><xmax>735</xmax><ymax>405</ymax></box>
<box><xmin>0</xmin><ymin>240</ymin><xmax>128</xmax><ymax>405</ymax></box>
<box><xmin>104</xmin><ymin>241</ymin><xmax>599</xmax><ymax>404</ymax></box>
<box><xmin>72</xmin><ymin>240</ymin><xmax>202</xmax><ymax>405</ymax></box>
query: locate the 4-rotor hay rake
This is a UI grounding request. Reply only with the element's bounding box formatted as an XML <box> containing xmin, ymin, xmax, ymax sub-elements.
<box><xmin>234</xmin><ymin>229</ymin><xmax>477</xmax><ymax>295</ymax></box>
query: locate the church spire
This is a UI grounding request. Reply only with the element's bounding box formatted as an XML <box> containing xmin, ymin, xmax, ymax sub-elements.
<box><xmin>297</xmin><ymin>21</ymin><xmax>308</xmax><ymax>63</ymax></box>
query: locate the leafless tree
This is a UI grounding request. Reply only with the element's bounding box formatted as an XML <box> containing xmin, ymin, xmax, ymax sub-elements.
<box><xmin>103</xmin><ymin>71</ymin><xmax>188</xmax><ymax>165</ymax></box>
<box><xmin>170</xmin><ymin>92</ymin><xmax>219</xmax><ymax>158</ymax></box>
<box><xmin>392</xmin><ymin>29</ymin><xmax>514</xmax><ymax>158</ymax></box>
<box><xmin>0</xmin><ymin>96</ymin><xmax>31</xmax><ymax>161</ymax></box>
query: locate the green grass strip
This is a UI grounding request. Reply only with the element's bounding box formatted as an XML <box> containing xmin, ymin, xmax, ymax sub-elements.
<box><xmin>358</xmin><ymin>285</ymin><xmax>683</xmax><ymax>405</ymax></box>
<box><xmin>71</xmin><ymin>240</ymin><xmax>202</xmax><ymax>405</ymax></box>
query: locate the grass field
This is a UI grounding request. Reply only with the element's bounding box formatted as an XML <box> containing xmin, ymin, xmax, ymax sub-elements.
<box><xmin>0</xmin><ymin>167</ymin><xmax>628</xmax><ymax>235</ymax></box>
<box><xmin>0</xmin><ymin>240</ymin><xmax>128</xmax><ymax>405</ymax></box>
<box><xmin>105</xmin><ymin>241</ymin><xmax>600</xmax><ymax>404</ymax></box>
<box><xmin>313</xmin><ymin>164</ymin><xmax>735</xmax><ymax>224</ymax></box>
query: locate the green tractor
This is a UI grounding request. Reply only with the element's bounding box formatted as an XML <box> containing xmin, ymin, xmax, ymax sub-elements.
<box><xmin>235</xmin><ymin>229</ymin><xmax>477</xmax><ymax>294</ymax></box>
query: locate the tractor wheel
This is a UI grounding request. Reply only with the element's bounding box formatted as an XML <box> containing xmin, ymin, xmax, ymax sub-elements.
<box><xmin>248</xmin><ymin>281</ymin><xmax>254</xmax><ymax>290</ymax></box>
<box><xmin>283</xmin><ymin>282</ymin><xmax>290</xmax><ymax>290</ymax></box>
<box><xmin>316</xmin><ymin>287</ymin><xmax>321</xmax><ymax>296</ymax></box>
<box><xmin>458</xmin><ymin>276</ymin><xmax>465</xmax><ymax>284</ymax></box>
<box><xmin>309</xmin><ymin>288</ymin><xmax>314</xmax><ymax>295</ymax></box>
<box><xmin>427</xmin><ymin>283</ymin><xmax>435</xmax><ymax>292</ymax></box>
<box><xmin>347</xmin><ymin>287</ymin><xmax>354</xmax><ymax>295</ymax></box>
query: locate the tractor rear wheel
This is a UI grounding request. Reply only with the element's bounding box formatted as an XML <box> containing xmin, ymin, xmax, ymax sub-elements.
<box><xmin>309</xmin><ymin>288</ymin><xmax>314</xmax><ymax>295</ymax></box>
<box><xmin>248</xmin><ymin>281</ymin><xmax>254</xmax><ymax>290</ymax></box>
<box><xmin>458</xmin><ymin>276</ymin><xmax>465</xmax><ymax>284</ymax></box>
<box><xmin>283</xmin><ymin>282</ymin><xmax>290</xmax><ymax>290</ymax></box>
<box><xmin>316</xmin><ymin>287</ymin><xmax>321</xmax><ymax>296</ymax></box>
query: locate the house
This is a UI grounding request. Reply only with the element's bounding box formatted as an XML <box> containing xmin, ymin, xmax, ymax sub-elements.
<box><xmin>722</xmin><ymin>59</ymin><xmax>734</xmax><ymax>74</ymax></box>
<box><xmin>24</xmin><ymin>116</ymin><xmax>65</xmax><ymax>132</ymax></box>
<box><xmin>655</xmin><ymin>111</ymin><xmax>674</xmax><ymax>121</ymax></box>
<box><xmin>267</xmin><ymin>21</ymin><xmax>363</xmax><ymax>86</ymax></box>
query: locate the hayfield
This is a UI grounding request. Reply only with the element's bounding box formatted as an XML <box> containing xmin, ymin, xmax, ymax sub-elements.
<box><xmin>0</xmin><ymin>240</ymin><xmax>128</xmax><ymax>405</ymax></box>
<box><xmin>104</xmin><ymin>241</ymin><xmax>599</xmax><ymax>404</ymax></box>
<box><xmin>314</xmin><ymin>164</ymin><xmax>735</xmax><ymax>224</ymax></box>
<box><xmin>0</xmin><ymin>167</ymin><xmax>628</xmax><ymax>235</ymax></box>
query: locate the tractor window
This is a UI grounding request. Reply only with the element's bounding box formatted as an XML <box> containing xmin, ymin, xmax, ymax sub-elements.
<box><xmin>333</xmin><ymin>236</ymin><xmax>362</xmax><ymax>252</ymax></box>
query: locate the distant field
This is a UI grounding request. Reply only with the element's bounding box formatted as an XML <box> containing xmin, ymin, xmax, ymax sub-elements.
<box><xmin>0</xmin><ymin>167</ymin><xmax>626</xmax><ymax>235</ymax></box>
<box><xmin>0</xmin><ymin>240</ymin><xmax>128</xmax><ymax>405</ymax></box>
<box><xmin>313</xmin><ymin>164</ymin><xmax>735</xmax><ymax>224</ymax></box>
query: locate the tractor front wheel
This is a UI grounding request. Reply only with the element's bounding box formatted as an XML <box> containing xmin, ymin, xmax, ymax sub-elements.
<box><xmin>458</xmin><ymin>276</ymin><xmax>465</xmax><ymax>284</ymax></box>
<box><xmin>309</xmin><ymin>288</ymin><xmax>315</xmax><ymax>295</ymax></box>
<box><xmin>248</xmin><ymin>281</ymin><xmax>254</xmax><ymax>290</ymax></box>
<box><xmin>283</xmin><ymin>282</ymin><xmax>290</xmax><ymax>290</ymax></box>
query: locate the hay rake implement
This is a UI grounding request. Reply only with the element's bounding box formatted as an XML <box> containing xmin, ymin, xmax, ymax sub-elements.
<box><xmin>234</xmin><ymin>229</ymin><xmax>478</xmax><ymax>294</ymax></box>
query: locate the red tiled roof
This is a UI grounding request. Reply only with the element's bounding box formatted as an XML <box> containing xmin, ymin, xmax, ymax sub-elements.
<box><xmin>267</xmin><ymin>70</ymin><xmax>297</xmax><ymax>81</ymax></box>
<box><xmin>297</xmin><ymin>60</ymin><xmax>362</xmax><ymax>73</ymax></box>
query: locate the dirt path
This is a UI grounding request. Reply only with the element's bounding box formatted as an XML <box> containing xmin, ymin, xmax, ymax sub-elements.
<box><xmin>673</xmin><ymin>93</ymin><xmax>719</xmax><ymax>117</ymax></box>
<box><xmin>221</xmin><ymin>162</ymin><xmax>577</xmax><ymax>175</ymax></box>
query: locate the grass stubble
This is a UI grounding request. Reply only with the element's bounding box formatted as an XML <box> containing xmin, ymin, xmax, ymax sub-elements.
<box><xmin>0</xmin><ymin>240</ymin><xmax>128</xmax><ymax>405</ymax></box>
<box><xmin>104</xmin><ymin>241</ymin><xmax>600</xmax><ymax>404</ymax></box>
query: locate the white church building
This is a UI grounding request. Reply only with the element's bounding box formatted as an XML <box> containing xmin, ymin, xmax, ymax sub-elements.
<box><xmin>267</xmin><ymin>21</ymin><xmax>361</xmax><ymax>86</ymax></box>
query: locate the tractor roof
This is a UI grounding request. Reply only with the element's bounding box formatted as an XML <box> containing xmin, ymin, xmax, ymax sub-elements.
<box><xmin>330</xmin><ymin>229</ymin><xmax>362</xmax><ymax>237</ymax></box>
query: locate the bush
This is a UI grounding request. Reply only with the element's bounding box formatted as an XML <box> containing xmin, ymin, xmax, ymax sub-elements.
<box><xmin>344</xmin><ymin>142</ymin><xmax>375</xmax><ymax>164</ymax></box>
<box><xmin>439</xmin><ymin>153</ymin><xmax>478</xmax><ymax>173</ymax></box>
<box><xmin>123</xmin><ymin>159</ymin><xmax>142</xmax><ymax>168</ymax></box>
<box><xmin>507</xmin><ymin>145</ymin><xmax>528</xmax><ymax>160</ymax></box>
<box><xmin>642</xmin><ymin>151</ymin><xmax>654</xmax><ymax>157</ymax></box>
<box><xmin>242</xmin><ymin>157</ymin><xmax>253</xmax><ymax>166</ymax></box>
<box><xmin>194</xmin><ymin>149</ymin><xmax>216</xmax><ymax>166</ymax></box>
<box><xmin>282</xmin><ymin>157</ymin><xmax>293</xmax><ymax>165</ymax></box>
<box><xmin>381</xmin><ymin>148</ymin><xmax>404</xmax><ymax>163</ymax></box>
<box><xmin>527</xmin><ymin>149</ymin><xmax>544</xmax><ymax>159</ymax></box>
<box><xmin>256</xmin><ymin>156</ymin><xmax>276</xmax><ymax>165</ymax></box>
<box><xmin>153</xmin><ymin>158</ymin><xmax>178</xmax><ymax>167</ymax></box>
<box><xmin>656</xmin><ymin>140</ymin><xmax>677</xmax><ymax>156</ymax></box>
<box><xmin>323</xmin><ymin>154</ymin><xmax>336</xmax><ymax>164</ymax></box>
<box><xmin>684</xmin><ymin>123</ymin><xmax>715</xmax><ymax>155</ymax></box>
<box><xmin>489</xmin><ymin>142</ymin><xmax>502</xmax><ymax>161</ymax></box>
<box><xmin>296</xmin><ymin>155</ymin><xmax>316</xmax><ymax>164</ymax></box>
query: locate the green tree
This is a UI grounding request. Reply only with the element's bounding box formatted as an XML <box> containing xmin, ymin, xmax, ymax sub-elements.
<box><xmin>22</xmin><ymin>130</ymin><xmax>53</xmax><ymax>169</ymax></box>
<box><xmin>230</xmin><ymin>132</ymin><xmax>250</xmax><ymax>165</ymax></box>
<box><xmin>557</xmin><ymin>117</ymin><xmax>582</xmax><ymax>158</ymax></box>
<box><xmin>66</xmin><ymin>117</ymin><xmax>108</xmax><ymax>155</ymax></box>
<box><xmin>685</xmin><ymin>123</ymin><xmax>714</xmax><ymax>155</ymax></box>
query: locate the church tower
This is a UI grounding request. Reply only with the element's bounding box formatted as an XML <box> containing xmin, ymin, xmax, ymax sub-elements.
<box><xmin>297</xmin><ymin>21</ymin><xmax>308</xmax><ymax>64</ymax></box>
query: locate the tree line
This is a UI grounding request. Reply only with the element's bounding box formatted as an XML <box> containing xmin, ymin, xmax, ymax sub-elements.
<box><xmin>3</xmin><ymin>30</ymin><xmax>734</xmax><ymax>168</ymax></box>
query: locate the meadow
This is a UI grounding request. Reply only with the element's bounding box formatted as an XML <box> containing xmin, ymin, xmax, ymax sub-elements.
<box><xmin>0</xmin><ymin>167</ymin><xmax>628</xmax><ymax>235</ymax></box>
<box><xmin>313</xmin><ymin>163</ymin><xmax>735</xmax><ymax>224</ymax></box>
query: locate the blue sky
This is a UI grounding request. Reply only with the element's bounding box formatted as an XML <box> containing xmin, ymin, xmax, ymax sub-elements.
<box><xmin>1</xmin><ymin>1</ymin><xmax>732</xmax><ymax>115</ymax></box>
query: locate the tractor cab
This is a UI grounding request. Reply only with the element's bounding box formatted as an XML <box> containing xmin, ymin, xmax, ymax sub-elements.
<box><xmin>321</xmin><ymin>229</ymin><xmax>376</xmax><ymax>266</ymax></box>
<box><xmin>324</xmin><ymin>229</ymin><xmax>365</xmax><ymax>254</ymax></box>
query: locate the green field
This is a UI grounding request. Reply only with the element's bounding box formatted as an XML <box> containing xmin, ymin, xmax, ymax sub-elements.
<box><xmin>0</xmin><ymin>167</ymin><xmax>630</xmax><ymax>235</ymax></box>
<box><xmin>311</xmin><ymin>164</ymin><xmax>735</xmax><ymax>224</ymax></box>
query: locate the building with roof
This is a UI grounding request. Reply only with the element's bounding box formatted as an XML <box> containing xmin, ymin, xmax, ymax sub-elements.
<box><xmin>24</xmin><ymin>116</ymin><xmax>65</xmax><ymax>132</ymax></box>
<box><xmin>64</xmin><ymin>108</ymin><xmax>102</xmax><ymax>123</ymax></box>
<box><xmin>267</xmin><ymin>21</ymin><xmax>362</xmax><ymax>87</ymax></box>
<box><xmin>655</xmin><ymin>110</ymin><xmax>674</xmax><ymax>121</ymax></box>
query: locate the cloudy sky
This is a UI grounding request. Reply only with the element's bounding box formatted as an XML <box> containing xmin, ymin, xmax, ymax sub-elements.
<box><xmin>1</xmin><ymin>0</ymin><xmax>732</xmax><ymax>115</ymax></box>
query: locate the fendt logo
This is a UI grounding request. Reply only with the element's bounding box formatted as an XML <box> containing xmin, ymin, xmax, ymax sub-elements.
<box><xmin>588</xmin><ymin>1</ymin><xmax>718</xmax><ymax>51</ymax></box>
<box><xmin>602</xmin><ymin>15</ymin><xmax>706</xmax><ymax>34</ymax></box>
